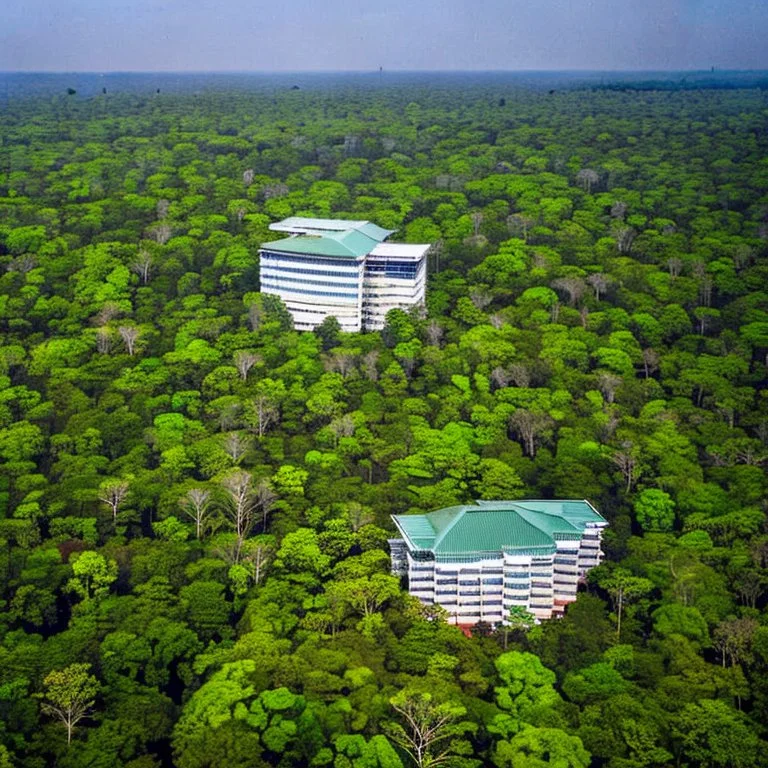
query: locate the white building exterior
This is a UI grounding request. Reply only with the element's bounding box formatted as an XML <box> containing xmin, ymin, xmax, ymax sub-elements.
<box><xmin>259</xmin><ymin>217</ymin><xmax>429</xmax><ymax>332</ymax></box>
<box><xmin>390</xmin><ymin>500</ymin><xmax>607</xmax><ymax>625</ymax></box>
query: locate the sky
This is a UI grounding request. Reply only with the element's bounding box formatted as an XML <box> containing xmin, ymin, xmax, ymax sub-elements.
<box><xmin>1</xmin><ymin>0</ymin><xmax>767</xmax><ymax>72</ymax></box>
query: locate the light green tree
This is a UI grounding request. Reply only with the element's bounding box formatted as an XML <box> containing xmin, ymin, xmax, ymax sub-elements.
<box><xmin>39</xmin><ymin>663</ymin><xmax>99</xmax><ymax>744</ymax></box>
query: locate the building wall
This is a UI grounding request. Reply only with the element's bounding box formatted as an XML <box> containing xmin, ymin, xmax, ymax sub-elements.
<box><xmin>259</xmin><ymin>250</ymin><xmax>365</xmax><ymax>332</ymax></box>
<box><xmin>259</xmin><ymin>248</ymin><xmax>427</xmax><ymax>333</ymax></box>
<box><xmin>362</xmin><ymin>256</ymin><xmax>427</xmax><ymax>331</ymax></box>
<box><xmin>393</xmin><ymin>524</ymin><xmax>606</xmax><ymax>624</ymax></box>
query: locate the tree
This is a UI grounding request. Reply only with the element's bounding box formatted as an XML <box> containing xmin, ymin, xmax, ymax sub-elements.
<box><xmin>509</xmin><ymin>409</ymin><xmax>552</xmax><ymax>457</ymax></box>
<box><xmin>386</xmin><ymin>690</ymin><xmax>473</xmax><ymax>768</ymax></box>
<box><xmin>673</xmin><ymin>700</ymin><xmax>761</xmax><ymax>768</ymax></box>
<box><xmin>576</xmin><ymin>168</ymin><xmax>599</xmax><ymax>193</ymax></box>
<box><xmin>223</xmin><ymin>432</ymin><xmax>250</xmax><ymax>465</ymax></box>
<box><xmin>551</xmin><ymin>277</ymin><xmax>586</xmax><ymax>307</ymax></box>
<box><xmin>612</xmin><ymin>442</ymin><xmax>641</xmax><ymax>493</ymax></box>
<box><xmin>713</xmin><ymin>616</ymin><xmax>759</xmax><ymax>668</ymax></box>
<box><xmin>118</xmin><ymin>325</ymin><xmax>140</xmax><ymax>356</ymax></box>
<box><xmin>39</xmin><ymin>663</ymin><xmax>99</xmax><ymax>744</ymax></box>
<box><xmin>233</xmin><ymin>350</ymin><xmax>259</xmax><ymax>381</ymax></box>
<box><xmin>221</xmin><ymin>470</ymin><xmax>257</xmax><ymax>562</ymax></box>
<box><xmin>181</xmin><ymin>487</ymin><xmax>214</xmax><ymax>539</ymax></box>
<box><xmin>633</xmin><ymin>489</ymin><xmax>675</xmax><ymax>532</ymax></box>
<box><xmin>131</xmin><ymin>250</ymin><xmax>153</xmax><ymax>284</ymax></box>
<box><xmin>586</xmin><ymin>272</ymin><xmax>611</xmax><ymax>301</ymax></box>
<box><xmin>67</xmin><ymin>550</ymin><xmax>118</xmax><ymax>601</ymax></box>
<box><xmin>596</xmin><ymin>568</ymin><xmax>653</xmax><ymax>639</ymax></box>
<box><xmin>500</xmin><ymin>606</ymin><xmax>536</xmax><ymax>650</ymax></box>
<box><xmin>494</xmin><ymin>726</ymin><xmax>590</xmax><ymax>768</ymax></box>
<box><xmin>98</xmin><ymin>478</ymin><xmax>130</xmax><ymax>523</ymax></box>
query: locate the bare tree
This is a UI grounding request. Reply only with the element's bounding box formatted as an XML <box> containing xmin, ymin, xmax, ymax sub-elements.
<box><xmin>470</xmin><ymin>211</ymin><xmax>484</xmax><ymax>237</ymax></box>
<box><xmin>181</xmin><ymin>488</ymin><xmax>213</xmax><ymax>539</ymax></box>
<box><xmin>146</xmin><ymin>222</ymin><xmax>173</xmax><ymax>245</ymax></box>
<box><xmin>361</xmin><ymin>350</ymin><xmax>380</xmax><ymax>382</ymax></box>
<box><xmin>249</xmin><ymin>394</ymin><xmax>278</xmax><ymax>438</ymax></box>
<box><xmin>699</xmin><ymin>275</ymin><xmax>714</xmax><ymax>307</ymax></box>
<box><xmin>610</xmin><ymin>200</ymin><xmax>627</xmax><ymax>220</ymax></box>
<box><xmin>666</xmin><ymin>256</ymin><xmax>683</xmax><ymax>278</ymax></box>
<box><xmin>586</xmin><ymin>272</ymin><xmax>611</xmax><ymax>301</ymax></box>
<box><xmin>386</xmin><ymin>691</ymin><xmax>468</xmax><ymax>768</ymax></box>
<box><xmin>551</xmin><ymin>277</ymin><xmax>586</xmax><ymax>307</ymax></box>
<box><xmin>597</xmin><ymin>372</ymin><xmax>623</xmax><ymax>404</ymax></box>
<box><xmin>507</xmin><ymin>213</ymin><xmax>535</xmax><ymax>242</ymax></box>
<box><xmin>469</xmin><ymin>289</ymin><xmax>492</xmax><ymax>310</ymax></box>
<box><xmin>576</xmin><ymin>168</ymin><xmax>599</xmax><ymax>193</ymax></box>
<box><xmin>329</xmin><ymin>414</ymin><xmax>355</xmax><ymax>448</ymax></box>
<box><xmin>642</xmin><ymin>348</ymin><xmax>660</xmax><ymax>379</ymax></box>
<box><xmin>614</xmin><ymin>226</ymin><xmax>636</xmax><ymax>254</ymax></box>
<box><xmin>491</xmin><ymin>366</ymin><xmax>511</xmax><ymax>390</ymax></box>
<box><xmin>425</xmin><ymin>321</ymin><xmax>444</xmax><ymax>347</ymax></box>
<box><xmin>234</xmin><ymin>350</ymin><xmax>259</xmax><ymax>381</ymax></box>
<box><xmin>254</xmin><ymin>478</ymin><xmax>277</xmax><ymax>533</ymax></box>
<box><xmin>325</xmin><ymin>351</ymin><xmax>356</xmax><ymax>379</ymax></box>
<box><xmin>99</xmin><ymin>480</ymin><xmax>130</xmax><ymax>523</ymax></box>
<box><xmin>7</xmin><ymin>254</ymin><xmax>37</xmax><ymax>273</ymax></box>
<box><xmin>262</xmin><ymin>182</ymin><xmax>289</xmax><ymax>200</ymax></box>
<box><xmin>509</xmin><ymin>409</ymin><xmax>551</xmax><ymax>457</ymax></box>
<box><xmin>612</xmin><ymin>442</ymin><xmax>641</xmax><ymax>493</ymax></box>
<box><xmin>96</xmin><ymin>327</ymin><xmax>112</xmax><ymax>354</ymax></box>
<box><xmin>118</xmin><ymin>326</ymin><xmax>140</xmax><ymax>356</ymax></box>
<box><xmin>156</xmin><ymin>199</ymin><xmax>170</xmax><ymax>219</ymax></box>
<box><xmin>131</xmin><ymin>250</ymin><xmax>153</xmax><ymax>285</ymax></box>
<box><xmin>714</xmin><ymin>617</ymin><xmax>759</xmax><ymax>668</ymax></box>
<box><xmin>246</xmin><ymin>539</ymin><xmax>274</xmax><ymax>586</ymax></box>
<box><xmin>94</xmin><ymin>301</ymin><xmax>122</xmax><ymax>326</ymax></box>
<box><xmin>221</xmin><ymin>471</ymin><xmax>257</xmax><ymax>563</ymax></box>
<box><xmin>508</xmin><ymin>363</ymin><xmax>531</xmax><ymax>388</ymax></box>
<box><xmin>224</xmin><ymin>432</ymin><xmax>250</xmax><ymax>465</ymax></box>
<box><xmin>242</xmin><ymin>168</ymin><xmax>255</xmax><ymax>186</ymax></box>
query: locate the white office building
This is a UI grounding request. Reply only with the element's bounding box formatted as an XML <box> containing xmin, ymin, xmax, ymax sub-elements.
<box><xmin>259</xmin><ymin>217</ymin><xmax>429</xmax><ymax>332</ymax></box>
<box><xmin>390</xmin><ymin>500</ymin><xmax>607</xmax><ymax>625</ymax></box>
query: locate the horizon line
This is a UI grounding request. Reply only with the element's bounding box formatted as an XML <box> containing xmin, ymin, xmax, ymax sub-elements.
<box><xmin>3</xmin><ymin>68</ymin><xmax>767</xmax><ymax>75</ymax></box>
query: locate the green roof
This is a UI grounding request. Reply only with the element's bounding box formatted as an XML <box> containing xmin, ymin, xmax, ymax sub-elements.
<box><xmin>270</xmin><ymin>217</ymin><xmax>394</xmax><ymax>242</ymax></box>
<box><xmin>393</xmin><ymin>500</ymin><xmax>605</xmax><ymax>558</ymax></box>
<box><xmin>260</xmin><ymin>229</ymin><xmax>382</xmax><ymax>259</ymax></box>
<box><xmin>261</xmin><ymin>217</ymin><xmax>396</xmax><ymax>259</ymax></box>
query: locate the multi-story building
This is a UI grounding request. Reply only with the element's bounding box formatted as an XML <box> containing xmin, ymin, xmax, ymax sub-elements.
<box><xmin>258</xmin><ymin>217</ymin><xmax>429</xmax><ymax>332</ymax></box>
<box><xmin>389</xmin><ymin>500</ymin><xmax>607</xmax><ymax>625</ymax></box>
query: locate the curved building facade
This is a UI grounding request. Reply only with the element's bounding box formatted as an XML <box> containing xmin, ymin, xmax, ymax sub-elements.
<box><xmin>390</xmin><ymin>500</ymin><xmax>607</xmax><ymax>625</ymax></box>
<box><xmin>259</xmin><ymin>217</ymin><xmax>429</xmax><ymax>332</ymax></box>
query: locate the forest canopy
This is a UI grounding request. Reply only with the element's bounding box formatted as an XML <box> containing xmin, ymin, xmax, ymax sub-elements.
<box><xmin>0</xmin><ymin>74</ymin><xmax>767</xmax><ymax>767</ymax></box>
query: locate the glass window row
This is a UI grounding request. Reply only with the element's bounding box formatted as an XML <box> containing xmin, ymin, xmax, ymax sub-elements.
<box><xmin>261</xmin><ymin>281</ymin><xmax>359</xmax><ymax>300</ymax></box>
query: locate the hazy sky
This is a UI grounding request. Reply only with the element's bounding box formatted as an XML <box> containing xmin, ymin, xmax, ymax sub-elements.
<box><xmin>2</xmin><ymin>0</ymin><xmax>767</xmax><ymax>72</ymax></box>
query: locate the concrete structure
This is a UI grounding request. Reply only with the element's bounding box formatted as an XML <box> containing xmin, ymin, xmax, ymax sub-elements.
<box><xmin>390</xmin><ymin>500</ymin><xmax>607</xmax><ymax>625</ymax></box>
<box><xmin>259</xmin><ymin>217</ymin><xmax>429</xmax><ymax>332</ymax></box>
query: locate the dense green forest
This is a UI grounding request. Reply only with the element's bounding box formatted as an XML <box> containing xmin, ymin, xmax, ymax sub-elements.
<box><xmin>0</xmin><ymin>78</ymin><xmax>767</xmax><ymax>768</ymax></box>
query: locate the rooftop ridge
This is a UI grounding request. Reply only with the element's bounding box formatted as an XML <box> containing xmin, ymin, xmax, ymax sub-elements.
<box><xmin>392</xmin><ymin>499</ymin><xmax>606</xmax><ymax>556</ymax></box>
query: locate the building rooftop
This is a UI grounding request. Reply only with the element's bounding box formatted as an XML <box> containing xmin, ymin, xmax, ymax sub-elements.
<box><xmin>393</xmin><ymin>500</ymin><xmax>606</xmax><ymax>559</ymax></box>
<box><xmin>262</xmin><ymin>217</ymin><xmax>401</xmax><ymax>260</ymax></box>
<box><xmin>269</xmin><ymin>216</ymin><xmax>394</xmax><ymax>242</ymax></box>
<box><xmin>369</xmin><ymin>242</ymin><xmax>432</xmax><ymax>259</ymax></box>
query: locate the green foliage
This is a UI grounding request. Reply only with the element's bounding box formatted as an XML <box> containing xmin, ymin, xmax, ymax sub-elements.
<box><xmin>0</xmin><ymin>75</ymin><xmax>766</xmax><ymax>768</ymax></box>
